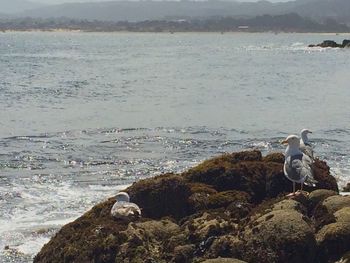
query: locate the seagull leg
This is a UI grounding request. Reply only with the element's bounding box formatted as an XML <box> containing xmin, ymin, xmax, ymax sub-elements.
<box><xmin>287</xmin><ymin>182</ymin><xmax>296</xmax><ymax>197</ymax></box>
<box><xmin>293</xmin><ymin>182</ymin><xmax>296</xmax><ymax>195</ymax></box>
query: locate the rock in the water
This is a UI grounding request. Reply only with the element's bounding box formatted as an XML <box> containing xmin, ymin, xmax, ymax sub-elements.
<box><xmin>320</xmin><ymin>40</ymin><xmax>342</xmax><ymax>48</ymax></box>
<box><xmin>33</xmin><ymin>150</ymin><xmax>340</xmax><ymax>263</ymax></box>
<box><xmin>309</xmin><ymin>39</ymin><xmax>350</xmax><ymax>48</ymax></box>
<box><xmin>342</xmin><ymin>39</ymin><xmax>350</xmax><ymax>47</ymax></box>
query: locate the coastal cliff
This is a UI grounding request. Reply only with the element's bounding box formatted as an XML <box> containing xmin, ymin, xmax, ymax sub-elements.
<box><xmin>34</xmin><ymin>150</ymin><xmax>350</xmax><ymax>263</ymax></box>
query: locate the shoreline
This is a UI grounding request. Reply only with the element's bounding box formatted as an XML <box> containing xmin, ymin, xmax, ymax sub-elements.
<box><xmin>2</xmin><ymin>29</ymin><xmax>350</xmax><ymax>35</ymax></box>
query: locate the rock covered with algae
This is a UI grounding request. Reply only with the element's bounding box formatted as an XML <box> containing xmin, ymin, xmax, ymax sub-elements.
<box><xmin>34</xmin><ymin>150</ymin><xmax>346</xmax><ymax>263</ymax></box>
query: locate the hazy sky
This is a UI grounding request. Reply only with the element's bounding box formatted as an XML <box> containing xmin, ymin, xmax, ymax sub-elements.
<box><xmin>32</xmin><ymin>0</ymin><xmax>291</xmax><ymax>4</ymax></box>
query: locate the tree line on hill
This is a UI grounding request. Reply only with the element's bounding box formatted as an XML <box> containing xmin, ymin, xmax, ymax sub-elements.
<box><xmin>0</xmin><ymin>13</ymin><xmax>349</xmax><ymax>33</ymax></box>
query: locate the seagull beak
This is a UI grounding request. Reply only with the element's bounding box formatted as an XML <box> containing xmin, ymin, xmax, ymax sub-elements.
<box><xmin>309</xmin><ymin>131</ymin><xmax>313</xmax><ymax>134</ymax></box>
<box><xmin>281</xmin><ymin>140</ymin><xmax>288</xmax><ymax>145</ymax></box>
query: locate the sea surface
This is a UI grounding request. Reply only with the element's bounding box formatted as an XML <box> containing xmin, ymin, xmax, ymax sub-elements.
<box><xmin>0</xmin><ymin>32</ymin><xmax>350</xmax><ymax>262</ymax></box>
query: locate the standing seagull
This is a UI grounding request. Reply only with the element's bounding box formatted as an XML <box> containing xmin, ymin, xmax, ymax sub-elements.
<box><xmin>300</xmin><ymin>129</ymin><xmax>314</xmax><ymax>159</ymax></box>
<box><xmin>111</xmin><ymin>192</ymin><xmax>141</xmax><ymax>219</ymax></box>
<box><xmin>282</xmin><ymin>135</ymin><xmax>316</xmax><ymax>196</ymax></box>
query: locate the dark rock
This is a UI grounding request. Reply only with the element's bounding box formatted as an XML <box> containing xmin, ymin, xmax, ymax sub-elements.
<box><xmin>262</xmin><ymin>152</ymin><xmax>284</xmax><ymax>163</ymax></box>
<box><xmin>207</xmin><ymin>190</ymin><xmax>251</xmax><ymax>210</ymax></box>
<box><xmin>34</xmin><ymin>197</ymin><xmax>129</xmax><ymax>263</ymax></box>
<box><xmin>317</xmin><ymin>222</ymin><xmax>350</xmax><ymax>262</ymax></box>
<box><xmin>318</xmin><ymin>40</ymin><xmax>342</xmax><ymax>48</ymax></box>
<box><xmin>185</xmin><ymin>151</ymin><xmax>275</xmax><ymax>203</ymax></box>
<box><xmin>33</xmin><ymin>150</ymin><xmax>340</xmax><ymax>263</ymax></box>
<box><xmin>312</xmin><ymin>195</ymin><xmax>350</xmax><ymax>231</ymax></box>
<box><xmin>126</xmin><ymin>173</ymin><xmax>193</xmax><ymax>220</ymax></box>
<box><xmin>173</xmin><ymin>244</ymin><xmax>195</xmax><ymax>263</ymax></box>
<box><xmin>343</xmin><ymin>182</ymin><xmax>350</xmax><ymax>192</ymax></box>
<box><xmin>337</xmin><ymin>251</ymin><xmax>350</xmax><ymax>263</ymax></box>
<box><xmin>271</xmin><ymin>199</ymin><xmax>307</xmax><ymax>215</ymax></box>
<box><xmin>312</xmin><ymin>159</ymin><xmax>339</xmax><ymax>192</ymax></box>
<box><xmin>242</xmin><ymin>209</ymin><xmax>317</xmax><ymax>263</ymax></box>
<box><xmin>205</xmin><ymin>235</ymin><xmax>243</xmax><ymax>259</ymax></box>
<box><xmin>202</xmin><ymin>258</ymin><xmax>247</xmax><ymax>263</ymax></box>
<box><xmin>183</xmin><ymin>211</ymin><xmax>235</xmax><ymax>243</ymax></box>
<box><xmin>321</xmin><ymin>195</ymin><xmax>350</xmax><ymax>214</ymax></box>
<box><xmin>309</xmin><ymin>39</ymin><xmax>350</xmax><ymax>48</ymax></box>
<box><xmin>334</xmin><ymin>207</ymin><xmax>350</xmax><ymax>223</ymax></box>
<box><xmin>312</xmin><ymin>203</ymin><xmax>336</xmax><ymax>232</ymax></box>
<box><xmin>309</xmin><ymin>189</ymin><xmax>337</xmax><ymax>210</ymax></box>
<box><xmin>342</xmin><ymin>39</ymin><xmax>350</xmax><ymax>47</ymax></box>
<box><xmin>115</xmin><ymin>219</ymin><xmax>185</xmax><ymax>263</ymax></box>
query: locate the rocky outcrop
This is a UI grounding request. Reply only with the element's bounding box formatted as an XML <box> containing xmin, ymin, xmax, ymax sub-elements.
<box><xmin>309</xmin><ymin>39</ymin><xmax>350</xmax><ymax>48</ymax></box>
<box><xmin>34</xmin><ymin>150</ymin><xmax>344</xmax><ymax>263</ymax></box>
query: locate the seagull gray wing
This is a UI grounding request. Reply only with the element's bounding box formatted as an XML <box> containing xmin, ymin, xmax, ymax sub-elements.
<box><xmin>284</xmin><ymin>154</ymin><xmax>312</xmax><ymax>183</ymax></box>
<box><xmin>302</xmin><ymin>153</ymin><xmax>317</xmax><ymax>186</ymax></box>
<box><xmin>300</xmin><ymin>143</ymin><xmax>314</xmax><ymax>159</ymax></box>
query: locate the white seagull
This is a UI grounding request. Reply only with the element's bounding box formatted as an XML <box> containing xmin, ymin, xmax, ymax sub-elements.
<box><xmin>282</xmin><ymin>135</ymin><xmax>317</xmax><ymax>196</ymax></box>
<box><xmin>300</xmin><ymin>129</ymin><xmax>314</xmax><ymax>159</ymax></box>
<box><xmin>111</xmin><ymin>192</ymin><xmax>141</xmax><ymax>219</ymax></box>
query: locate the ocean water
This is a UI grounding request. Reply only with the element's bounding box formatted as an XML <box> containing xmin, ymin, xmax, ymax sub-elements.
<box><xmin>0</xmin><ymin>32</ymin><xmax>350</xmax><ymax>262</ymax></box>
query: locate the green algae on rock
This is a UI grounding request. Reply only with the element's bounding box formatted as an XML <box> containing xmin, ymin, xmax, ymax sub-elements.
<box><xmin>34</xmin><ymin>150</ymin><xmax>341</xmax><ymax>263</ymax></box>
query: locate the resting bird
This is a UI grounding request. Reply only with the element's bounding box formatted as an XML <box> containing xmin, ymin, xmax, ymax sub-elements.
<box><xmin>282</xmin><ymin>135</ymin><xmax>317</xmax><ymax>196</ymax></box>
<box><xmin>111</xmin><ymin>192</ymin><xmax>141</xmax><ymax>219</ymax></box>
<box><xmin>300</xmin><ymin>129</ymin><xmax>314</xmax><ymax>159</ymax></box>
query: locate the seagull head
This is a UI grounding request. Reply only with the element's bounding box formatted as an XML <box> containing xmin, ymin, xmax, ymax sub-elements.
<box><xmin>281</xmin><ymin>135</ymin><xmax>300</xmax><ymax>148</ymax></box>
<box><xmin>300</xmin><ymin>129</ymin><xmax>312</xmax><ymax>143</ymax></box>
<box><xmin>116</xmin><ymin>192</ymin><xmax>130</xmax><ymax>202</ymax></box>
<box><xmin>301</xmin><ymin>129</ymin><xmax>312</xmax><ymax>136</ymax></box>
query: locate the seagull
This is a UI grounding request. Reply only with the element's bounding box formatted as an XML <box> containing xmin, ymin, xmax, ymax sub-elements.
<box><xmin>300</xmin><ymin>129</ymin><xmax>314</xmax><ymax>159</ymax></box>
<box><xmin>282</xmin><ymin>135</ymin><xmax>317</xmax><ymax>196</ymax></box>
<box><xmin>111</xmin><ymin>192</ymin><xmax>141</xmax><ymax>219</ymax></box>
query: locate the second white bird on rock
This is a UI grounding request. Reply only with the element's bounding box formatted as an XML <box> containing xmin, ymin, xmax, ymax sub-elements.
<box><xmin>300</xmin><ymin>129</ymin><xmax>314</xmax><ymax>159</ymax></box>
<box><xmin>111</xmin><ymin>192</ymin><xmax>141</xmax><ymax>220</ymax></box>
<box><xmin>282</xmin><ymin>134</ymin><xmax>317</xmax><ymax>196</ymax></box>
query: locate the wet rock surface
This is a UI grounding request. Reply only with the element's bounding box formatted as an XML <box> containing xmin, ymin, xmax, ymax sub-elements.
<box><xmin>34</xmin><ymin>150</ymin><xmax>346</xmax><ymax>263</ymax></box>
<box><xmin>309</xmin><ymin>39</ymin><xmax>350</xmax><ymax>48</ymax></box>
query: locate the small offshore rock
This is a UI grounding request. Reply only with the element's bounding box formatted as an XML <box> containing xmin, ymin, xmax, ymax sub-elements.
<box><xmin>309</xmin><ymin>39</ymin><xmax>350</xmax><ymax>48</ymax></box>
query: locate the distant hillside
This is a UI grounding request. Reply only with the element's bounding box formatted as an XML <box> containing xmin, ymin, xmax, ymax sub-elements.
<box><xmin>0</xmin><ymin>0</ymin><xmax>44</xmax><ymax>14</ymax></box>
<box><xmin>15</xmin><ymin>0</ymin><xmax>350</xmax><ymax>25</ymax></box>
<box><xmin>21</xmin><ymin>1</ymin><xmax>277</xmax><ymax>22</ymax></box>
<box><xmin>1</xmin><ymin>13</ymin><xmax>349</xmax><ymax>33</ymax></box>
